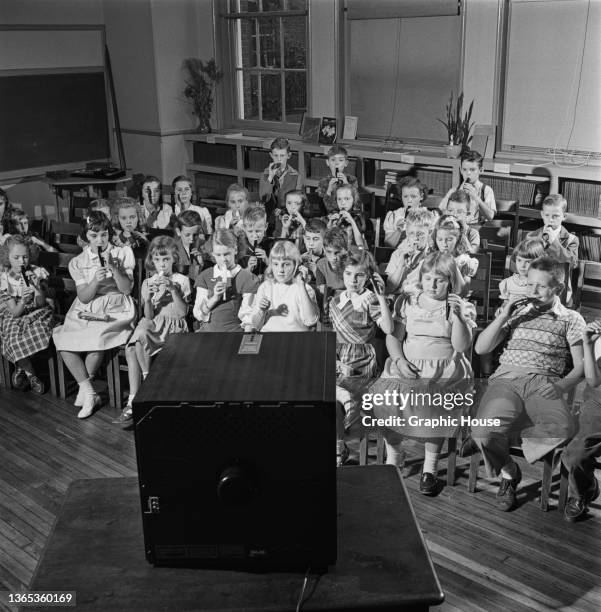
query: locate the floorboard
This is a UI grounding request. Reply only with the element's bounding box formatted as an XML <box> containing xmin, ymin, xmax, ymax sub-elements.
<box><xmin>0</xmin><ymin>385</ymin><xmax>600</xmax><ymax>612</ymax></box>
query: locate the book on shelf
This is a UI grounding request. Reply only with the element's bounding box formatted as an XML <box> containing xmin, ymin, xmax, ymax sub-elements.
<box><xmin>318</xmin><ymin>117</ymin><xmax>337</xmax><ymax>145</ymax></box>
<box><xmin>342</xmin><ymin>116</ymin><xmax>358</xmax><ymax>140</ymax></box>
<box><xmin>299</xmin><ymin>113</ymin><xmax>321</xmax><ymax>144</ymax></box>
<box><xmin>561</xmin><ymin>180</ymin><xmax>601</xmax><ymax>218</ymax></box>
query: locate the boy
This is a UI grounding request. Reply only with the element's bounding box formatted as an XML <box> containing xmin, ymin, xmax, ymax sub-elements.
<box><xmin>316</xmin><ymin>227</ymin><xmax>348</xmax><ymax>328</ymax></box>
<box><xmin>472</xmin><ymin>257</ymin><xmax>585</xmax><ymax>512</ymax></box>
<box><xmin>561</xmin><ymin>320</ymin><xmax>601</xmax><ymax>522</ymax></box>
<box><xmin>259</xmin><ymin>137</ymin><xmax>301</xmax><ymax>214</ymax></box>
<box><xmin>444</xmin><ymin>190</ymin><xmax>480</xmax><ymax>252</ymax></box>
<box><xmin>316</xmin><ymin>145</ymin><xmax>359</xmax><ymax>214</ymax></box>
<box><xmin>526</xmin><ymin>193</ymin><xmax>579</xmax><ymax>304</ymax></box>
<box><xmin>237</xmin><ymin>205</ymin><xmax>269</xmax><ymax>278</ymax></box>
<box><xmin>300</xmin><ymin>217</ymin><xmax>327</xmax><ymax>284</ymax></box>
<box><xmin>385</xmin><ymin>208</ymin><xmax>434</xmax><ymax>295</ymax></box>
<box><xmin>274</xmin><ymin>190</ymin><xmax>307</xmax><ymax>241</ymax></box>
<box><xmin>439</xmin><ymin>150</ymin><xmax>496</xmax><ymax>224</ymax></box>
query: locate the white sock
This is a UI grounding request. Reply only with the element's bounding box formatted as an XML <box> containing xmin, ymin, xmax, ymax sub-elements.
<box><xmin>126</xmin><ymin>394</ymin><xmax>135</xmax><ymax>408</ymax></box>
<box><xmin>423</xmin><ymin>450</ymin><xmax>440</xmax><ymax>476</ymax></box>
<box><xmin>500</xmin><ymin>461</ymin><xmax>518</xmax><ymax>480</ymax></box>
<box><xmin>78</xmin><ymin>378</ymin><xmax>95</xmax><ymax>397</ymax></box>
<box><xmin>142</xmin><ymin>372</ymin><xmax>148</xmax><ymax>380</ymax></box>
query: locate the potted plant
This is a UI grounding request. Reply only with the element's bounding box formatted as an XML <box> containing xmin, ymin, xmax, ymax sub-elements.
<box><xmin>438</xmin><ymin>91</ymin><xmax>474</xmax><ymax>158</ymax></box>
<box><xmin>182</xmin><ymin>58</ymin><xmax>224</xmax><ymax>134</ymax></box>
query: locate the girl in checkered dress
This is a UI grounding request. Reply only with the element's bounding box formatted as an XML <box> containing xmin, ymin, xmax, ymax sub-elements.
<box><xmin>0</xmin><ymin>235</ymin><xmax>55</xmax><ymax>394</ymax></box>
<box><xmin>330</xmin><ymin>247</ymin><xmax>394</xmax><ymax>464</ymax></box>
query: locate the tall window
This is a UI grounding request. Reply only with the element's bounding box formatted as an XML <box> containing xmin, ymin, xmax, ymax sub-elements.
<box><xmin>222</xmin><ymin>0</ymin><xmax>309</xmax><ymax>128</ymax></box>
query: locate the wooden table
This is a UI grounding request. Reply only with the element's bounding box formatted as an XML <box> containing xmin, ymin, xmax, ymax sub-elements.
<box><xmin>49</xmin><ymin>175</ymin><xmax>131</xmax><ymax>221</ymax></box>
<box><xmin>30</xmin><ymin>467</ymin><xmax>444</xmax><ymax>611</ymax></box>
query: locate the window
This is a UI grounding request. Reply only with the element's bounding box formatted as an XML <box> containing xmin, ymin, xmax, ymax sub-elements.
<box><xmin>221</xmin><ymin>0</ymin><xmax>309</xmax><ymax>129</ymax></box>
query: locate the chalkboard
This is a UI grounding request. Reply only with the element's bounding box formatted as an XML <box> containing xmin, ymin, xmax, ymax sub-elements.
<box><xmin>0</xmin><ymin>71</ymin><xmax>111</xmax><ymax>174</ymax></box>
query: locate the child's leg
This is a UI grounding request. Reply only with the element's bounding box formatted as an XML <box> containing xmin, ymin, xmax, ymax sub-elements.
<box><xmin>423</xmin><ymin>438</ymin><xmax>444</xmax><ymax>475</ymax></box>
<box><xmin>134</xmin><ymin>342</ymin><xmax>151</xmax><ymax>378</ymax></box>
<box><xmin>125</xmin><ymin>345</ymin><xmax>141</xmax><ymax>404</ymax></box>
<box><xmin>383</xmin><ymin>429</ymin><xmax>405</xmax><ymax>467</ymax></box>
<box><xmin>60</xmin><ymin>350</ymin><xmax>101</xmax><ymax>417</ymax></box>
<box><xmin>60</xmin><ymin>351</ymin><xmax>89</xmax><ymax>383</ymax></box>
<box><xmin>84</xmin><ymin>351</ymin><xmax>104</xmax><ymax>379</ymax></box>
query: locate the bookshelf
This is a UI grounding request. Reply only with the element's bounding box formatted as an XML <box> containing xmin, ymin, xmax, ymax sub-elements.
<box><xmin>184</xmin><ymin>133</ymin><xmax>601</xmax><ymax>259</ymax></box>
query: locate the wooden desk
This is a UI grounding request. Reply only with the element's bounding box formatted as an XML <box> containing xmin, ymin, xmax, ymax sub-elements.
<box><xmin>49</xmin><ymin>175</ymin><xmax>131</xmax><ymax>221</ymax></box>
<box><xmin>30</xmin><ymin>467</ymin><xmax>443</xmax><ymax>611</ymax></box>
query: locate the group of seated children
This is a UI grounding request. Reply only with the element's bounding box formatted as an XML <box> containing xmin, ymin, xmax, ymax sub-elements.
<box><xmin>0</xmin><ymin>143</ymin><xmax>598</xmax><ymax>523</ymax></box>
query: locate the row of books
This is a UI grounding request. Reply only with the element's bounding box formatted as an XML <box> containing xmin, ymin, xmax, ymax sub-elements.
<box><xmin>579</xmin><ymin>235</ymin><xmax>601</xmax><ymax>262</ymax></box>
<box><xmin>560</xmin><ymin>180</ymin><xmax>601</xmax><ymax>218</ymax></box>
<box><xmin>481</xmin><ymin>174</ymin><xmax>548</xmax><ymax>208</ymax></box>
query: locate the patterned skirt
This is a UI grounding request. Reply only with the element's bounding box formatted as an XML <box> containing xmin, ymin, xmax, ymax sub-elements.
<box><xmin>129</xmin><ymin>315</ymin><xmax>189</xmax><ymax>356</ymax></box>
<box><xmin>0</xmin><ymin>306</ymin><xmax>55</xmax><ymax>362</ymax></box>
<box><xmin>336</xmin><ymin>341</ymin><xmax>378</xmax><ymax>395</ymax></box>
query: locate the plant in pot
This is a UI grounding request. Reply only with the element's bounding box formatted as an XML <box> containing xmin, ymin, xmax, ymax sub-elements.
<box><xmin>182</xmin><ymin>58</ymin><xmax>224</xmax><ymax>134</ymax></box>
<box><xmin>438</xmin><ymin>91</ymin><xmax>474</xmax><ymax>158</ymax></box>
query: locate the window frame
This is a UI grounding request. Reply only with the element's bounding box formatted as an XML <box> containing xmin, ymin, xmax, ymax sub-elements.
<box><xmin>216</xmin><ymin>0</ymin><xmax>312</xmax><ymax>134</ymax></box>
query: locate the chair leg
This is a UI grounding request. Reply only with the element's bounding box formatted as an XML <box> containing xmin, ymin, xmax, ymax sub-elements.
<box><xmin>447</xmin><ymin>436</ymin><xmax>457</xmax><ymax>486</ymax></box>
<box><xmin>358</xmin><ymin>422</ymin><xmax>368</xmax><ymax>466</ymax></box>
<box><xmin>106</xmin><ymin>351</ymin><xmax>116</xmax><ymax>410</ymax></box>
<box><xmin>1</xmin><ymin>356</ymin><xmax>13</xmax><ymax>388</ymax></box>
<box><xmin>468</xmin><ymin>451</ymin><xmax>480</xmax><ymax>493</ymax></box>
<box><xmin>57</xmin><ymin>351</ymin><xmax>67</xmax><ymax>400</ymax></box>
<box><xmin>558</xmin><ymin>462</ymin><xmax>569</xmax><ymax>513</ymax></box>
<box><xmin>113</xmin><ymin>351</ymin><xmax>122</xmax><ymax>411</ymax></box>
<box><xmin>47</xmin><ymin>351</ymin><xmax>58</xmax><ymax>397</ymax></box>
<box><xmin>376</xmin><ymin>429</ymin><xmax>385</xmax><ymax>465</ymax></box>
<box><xmin>540</xmin><ymin>450</ymin><xmax>554</xmax><ymax>512</ymax></box>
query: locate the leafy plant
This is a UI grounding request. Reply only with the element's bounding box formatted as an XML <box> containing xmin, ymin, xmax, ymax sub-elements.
<box><xmin>182</xmin><ymin>58</ymin><xmax>224</xmax><ymax>130</ymax></box>
<box><xmin>438</xmin><ymin>91</ymin><xmax>474</xmax><ymax>151</ymax></box>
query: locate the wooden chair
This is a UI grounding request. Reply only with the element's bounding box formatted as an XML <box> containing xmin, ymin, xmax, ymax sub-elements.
<box><xmin>38</xmin><ymin>251</ymin><xmax>79</xmax><ymax>315</ymax></box>
<box><xmin>573</xmin><ymin>260</ymin><xmax>601</xmax><ymax>309</ymax></box>
<box><xmin>493</xmin><ymin>199</ymin><xmax>520</xmax><ymax>247</ymax></box>
<box><xmin>479</xmin><ymin>221</ymin><xmax>513</xmax><ymax>250</ymax></box>
<box><xmin>50</xmin><ymin>221</ymin><xmax>82</xmax><ymax>254</ymax></box>
<box><xmin>470</xmin><ymin>251</ymin><xmax>492</xmax><ymax>323</ymax></box>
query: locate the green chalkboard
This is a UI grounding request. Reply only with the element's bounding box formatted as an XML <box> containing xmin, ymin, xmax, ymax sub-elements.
<box><xmin>0</xmin><ymin>71</ymin><xmax>111</xmax><ymax>173</ymax></box>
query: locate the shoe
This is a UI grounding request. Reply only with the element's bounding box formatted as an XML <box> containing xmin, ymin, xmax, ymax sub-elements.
<box><xmin>77</xmin><ymin>394</ymin><xmax>101</xmax><ymax>419</ymax></box>
<box><xmin>11</xmin><ymin>369</ymin><xmax>29</xmax><ymax>391</ymax></box>
<box><xmin>28</xmin><ymin>374</ymin><xmax>45</xmax><ymax>395</ymax></box>
<box><xmin>112</xmin><ymin>406</ymin><xmax>133</xmax><ymax>426</ymax></box>
<box><xmin>564</xmin><ymin>478</ymin><xmax>600</xmax><ymax>522</ymax></box>
<box><xmin>496</xmin><ymin>464</ymin><xmax>522</xmax><ymax>511</ymax></box>
<box><xmin>419</xmin><ymin>472</ymin><xmax>438</xmax><ymax>495</ymax></box>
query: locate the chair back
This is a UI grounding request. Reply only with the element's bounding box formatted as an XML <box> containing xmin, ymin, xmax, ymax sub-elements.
<box><xmin>574</xmin><ymin>260</ymin><xmax>601</xmax><ymax>309</ymax></box>
<box><xmin>50</xmin><ymin>221</ymin><xmax>82</xmax><ymax>254</ymax></box>
<box><xmin>470</xmin><ymin>251</ymin><xmax>492</xmax><ymax>323</ymax></box>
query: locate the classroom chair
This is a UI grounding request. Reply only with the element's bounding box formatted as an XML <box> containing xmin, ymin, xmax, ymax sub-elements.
<box><xmin>493</xmin><ymin>199</ymin><xmax>520</xmax><ymax>247</ymax></box>
<box><xmin>469</xmin><ymin>251</ymin><xmax>492</xmax><ymax>323</ymax></box>
<box><xmin>573</xmin><ymin>260</ymin><xmax>601</xmax><ymax>309</ymax></box>
<box><xmin>50</xmin><ymin>220</ymin><xmax>82</xmax><ymax>254</ymax></box>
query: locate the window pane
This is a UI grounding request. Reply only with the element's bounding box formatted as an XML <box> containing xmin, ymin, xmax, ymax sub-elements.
<box><xmin>262</xmin><ymin>0</ymin><xmax>284</xmax><ymax>10</ymax></box>
<box><xmin>283</xmin><ymin>17</ymin><xmax>306</xmax><ymax>68</ymax></box>
<box><xmin>261</xmin><ymin>73</ymin><xmax>281</xmax><ymax>121</ymax></box>
<box><xmin>257</xmin><ymin>17</ymin><xmax>280</xmax><ymax>68</ymax></box>
<box><xmin>285</xmin><ymin>72</ymin><xmax>306</xmax><ymax>122</ymax></box>
<box><xmin>239</xmin><ymin>19</ymin><xmax>257</xmax><ymax>68</ymax></box>
<box><xmin>235</xmin><ymin>0</ymin><xmax>259</xmax><ymax>11</ymax></box>
<box><xmin>241</xmin><ymin>72</ymin><xmax>260</xmax><ymax>120</ymax></box>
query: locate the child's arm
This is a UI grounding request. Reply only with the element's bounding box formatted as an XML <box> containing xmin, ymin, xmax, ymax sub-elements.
<box><xmin>370</xmin><ymin>277</ymin><xmax>393</xmax><ymax>335</ymax></box>
<box><xmin>31</xmin><ymin>235</ymin><xmax>58</xmax><ymax>253</ymax></box>
<box><xmin>341</xmin><ymin>211</ymin><xmax>367</xmax><ymax>248</ymax></box>
<box><xmin>385</xmin><ymin>247</ymin><xmax>410</xmax><ymax>294</ymax></box>
<box><xmin>386</xmin><ymin>320</ymin><xmax>420</xmax><ymax>379</ymax></box>
<box><xmin>3</xmin><ymin>285</ymin><xmax>36</xmax><ymax>316</ymax></box>
<box><xmin>106</xmin><ymin>252</ymin><xmax>133</xmax><ymax>295</ymax></box>
<box><xmin>294</xmin><ymin>274</ymin><xmax>319</xmax><ymax>327</ymax></box>
<box><xmin>463</xmin><ymin>183</ymin><xmax>495</xmax><ymax>221</ymax></box>
<box><xmin>383</xmin><ymin>211</ymin><xmax>404</xmax><ymax>249</ymax></box>
<box><xmin>474</xmin><ymin>297</ymin><xmax>522</xmax><ymax>354</ymax></box>
<box><xmin>583</xmin><ymin>322</ymin><xmax>601</xmax><ymax>387</ymax></box>
<box><xmin>448</xmin><ymin>294</ymin><xmax>473</xmax><ymax>353</ymax></box>
<box><xmin>545</xmin><ymin>233</ymin><xmax>579</xmax><ymax>268</ymax></box>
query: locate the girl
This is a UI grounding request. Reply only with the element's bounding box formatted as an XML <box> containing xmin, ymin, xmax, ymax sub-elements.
<box><xmin>171</xmin><ymin>175</ymin><xmax>213</xmax><ymax>236</ymax></box>
<box><xmin>431</xmin><ymin>215</ymin><xmax>478</xmax><ymax>294</ymax></box>
<box><xmin>139</xmin><ymin>175</ymin><xmax>173</xmax><ymax>230</ymax></box>
<box><xmin>244</xmin><ymin>240</ymin><xmax>319</xmax><ymax>332</ymax></box>
<box><xmin>368</xmin><ymin>252</ymin><xmax>476</xmax><ymax>492</ymax></box>
<box><xmin>110</xmin><ymin>196</ymin><xmax>148</xmax><ymax>252</ymax></box>
<box><xmin>90</xmin><ymin>198</ymin><xmax>111</xmax><ymax>219</ymax></box>
<box><xmin>498</xmin><ymin>237</ymin><xmax>546</xmax><ymax>303</ymax></box>
<box><xmin>275</xmin><ymin>190</ymin><xmax>307</xmax><ymax>242</ymax></box>
<box><xmin>327</xmin><ymin>184</ymin><xmax>366</xmax><ymax>248</ymax></box>
<box><xmin>0</xmin><ymin>188</ymin><xmax>16</xmax><ymax>247</ymax></box>
<box><xmin>0</xmin><ymin>236</ymin><xmax>55</xmax><ymax>394</ymax></box>
<box><xmin>193</xmin><ymin>229</ymin><xmax>258</xmax><ymax>332</ymax></box>
<box><xmin>215</xmin><ymin>184</ymin><xmax>248</xmax><ymax>234</ymax></box>
<box><xmin>116</xmin><ymin>236</ymin><xmax>190</xmax><ymax>425</ymax></box>
<box><xmin>174</xmin><ymin>210</ymin><xmax>205</xmax><ymax>282</ymax></box>
<box><xmin>8</xmin><ymin>209</ymin><xmax>57</xmax><ymax>263</ymax></box>
<box><xmin>52</xmin><ymin>211</ymin><xmax>137</xmax><ymax>419</ymax></box>
<box><xmin>383</xmin><ymin>177</ymin><xmax>428</xmax><ymax>248</ymax></box>
<box><xmin>330</xmin><ymin>247</ymin><xmax>394</xmax><ymax>465</ymax></box>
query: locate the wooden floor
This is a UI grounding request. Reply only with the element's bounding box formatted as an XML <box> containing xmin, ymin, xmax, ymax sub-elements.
<box><xmin>0</xmin><ymin>386</ymin><xmax>600</xmax><ymax>612</ymax></box>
